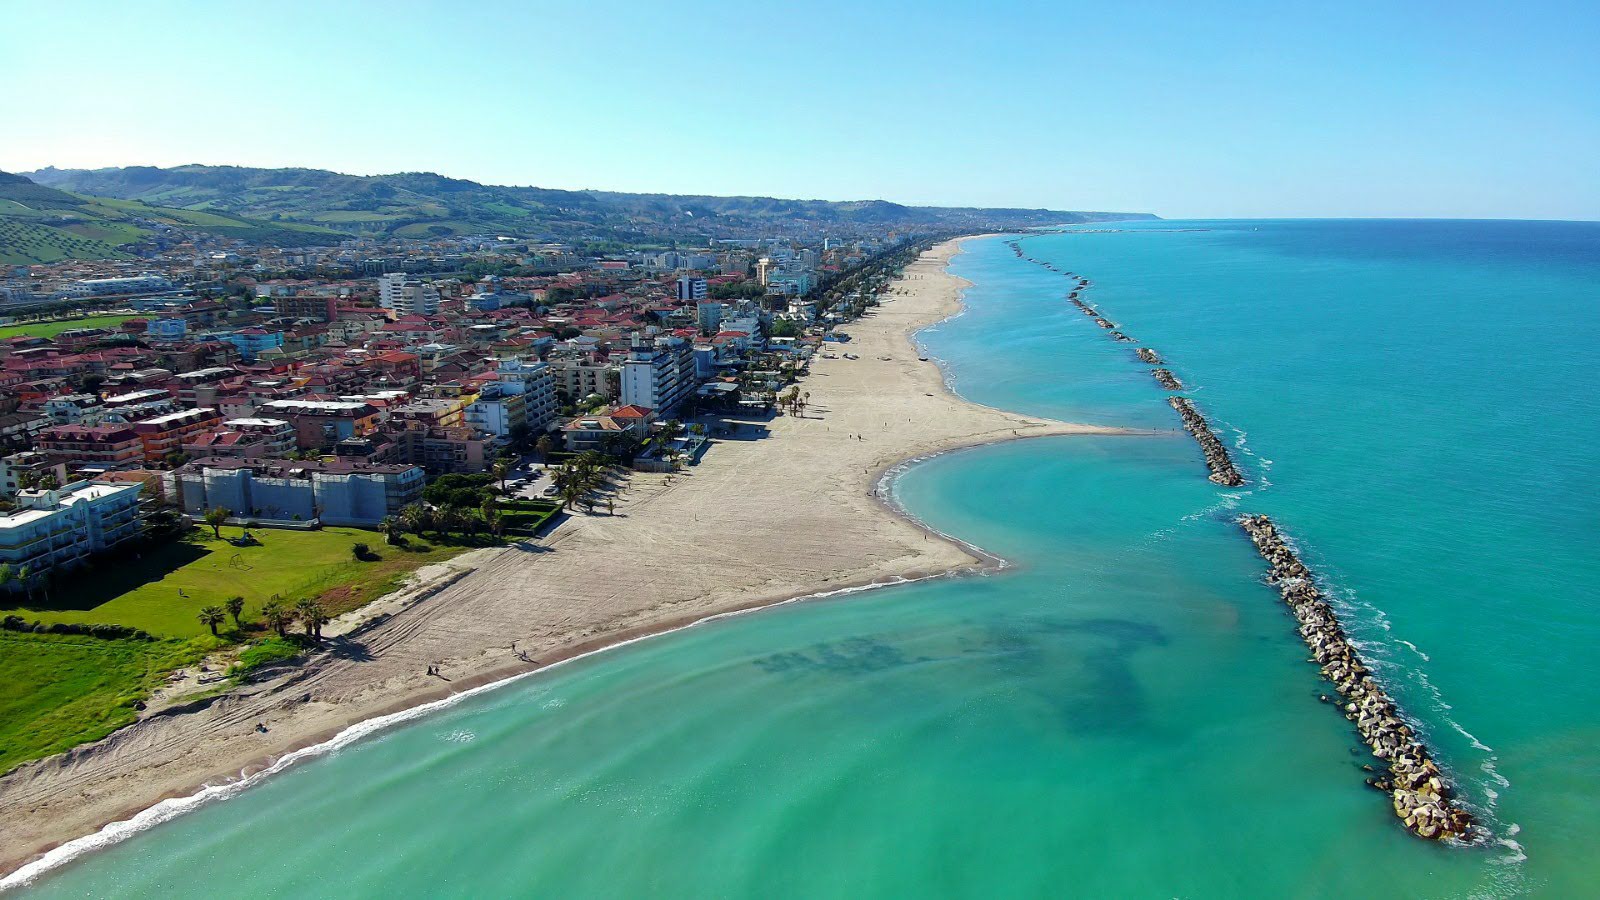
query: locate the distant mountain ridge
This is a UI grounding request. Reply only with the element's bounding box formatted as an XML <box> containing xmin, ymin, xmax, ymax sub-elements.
<box><xmin>25</xmin><ymin>164</ymin><xmax>1157</xmax><ymax>242</ymax></box>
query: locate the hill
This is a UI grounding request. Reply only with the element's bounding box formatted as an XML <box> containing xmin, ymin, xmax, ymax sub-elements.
<box><xmin>0</xmin><ymin>171</ymin><xmax>343</xmax><ymax>265</ymax></box>
<box><xmin>25</xmin><ymin>165</ymin><xmax>1157</xmax><ymax>243</ymax></box>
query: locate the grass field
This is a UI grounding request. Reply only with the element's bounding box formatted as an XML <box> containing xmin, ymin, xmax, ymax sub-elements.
<box><xmin>1</xmin><ymin>526</ymin><xmax>487</xmax><ymax>638</ymax></box>
<box><xmin>0</xmin><ymin>632</ymin><xmax>212</xmax><ymax>773</ymax></box>
<box><xmin>0</xmin><ymin>314</ymin><xmax>138</xmax><ymax>340</ymax></box>
<box><xmin>0</xmin><ymin>525</ymin><xmax>489</xmax><ymax>772</ymax></box>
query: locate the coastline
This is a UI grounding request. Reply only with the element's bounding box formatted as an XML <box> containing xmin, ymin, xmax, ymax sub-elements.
<box><xmin>0</xmin><ymin>235</ymin><xmax>1142</xmax><ymax>885</ymax></box>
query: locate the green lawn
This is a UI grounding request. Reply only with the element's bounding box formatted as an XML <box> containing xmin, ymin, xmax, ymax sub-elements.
<box><xmin>0</xmin><ymin>632</ymin><xmax>211</xmax><ymax>773</ymax></box>
<box><xmin>2</xmin><ymin>526</ymin><xmax>486</xmax><ymax>638</ymax></box>
<box><xmin>0</xmin><ymin>313</ymin><xmax>137</xmax><ymax>340</ymax></box>
<box><xmin>0</xmin><ymin>525</ymin><xmax>489</xmax><ymax>772</ymax></box>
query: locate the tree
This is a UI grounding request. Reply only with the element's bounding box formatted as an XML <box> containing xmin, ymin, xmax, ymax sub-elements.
<box><xmin>352</xmin><ymin>542</ymin><xmax>370</xmax><ymax>560</ymax></box>
<box><xmin>534</xmin><ymin>434</ymin><xmax>555</xmax><ymax>460</ymax></box>
<box><xmin>399</xmin><ymin>502</ymin><xmax>431</xmax><ymax>536</ymax></box>
<box><xmin>295</xmin><ymin>598</ymin><xmax>330</xmax><ymax>640</ymax></box>
<box><xmin>225</xmin><ymin>595</ymin><xmax>245</xmax><ymax>628</ymax></box>
<box><xmin>261</xmin><ymin>597</ymin><xmax>294</xmax><ymax>637</ymax></box>
<box><xmin>203</xmin><ymin>506</ymin><xmax>230</xmax><ymax>539</ymax></box>
<box><xmin>198</xmin><ymin>605</ymin><xmax>225</xmax><ymax>636</ymax></box>
<box><xmin>492</xmin><ymin>460</ymin><xmax>511</xmax><ymax>492</ymax></box>
<box><xmin>380</xmin><ymin>515</ymin><xmax>402</xmax><ymax>545</ymax></box>
<box><xmin>0</xmin><ymin>563</ymin><xmax>12</xmax><ymax>594</ymax></box>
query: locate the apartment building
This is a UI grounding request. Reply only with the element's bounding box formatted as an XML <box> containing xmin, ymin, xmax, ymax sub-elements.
<box><xmin>131</xmin><ymin>407</ymin><xmax>223</xmax><ymax>464</ymax></box>
<box><xmin>619</xmin><ymin>333</ymin><xmax>697</xmax><ymax>412</ymax></box>
<box><xmin>258</xmin><ymin>399</ymin><xmax>382</xmax><ymax>450</ymax></box>
<box><xmin>378</xmin><ymin>273</ymin><xmax>440</xmax><ymax>316</ymax></box>
<box><xmin>36</xmin><ymin>424</ymin><xmax>143</xmax><ymax>470</ymax></box>
<box><xmin>168</xmin><ymin>457</ymin><xmax>424</xmax><ymax>527</ymax></box>
<box><xmin>0</xmin><ymin>480</ymin><xmax>143</xmax><ymax>579</ymax></box>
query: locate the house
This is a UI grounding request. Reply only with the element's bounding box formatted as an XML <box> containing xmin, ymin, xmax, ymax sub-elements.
<box><xmin>562</xmin><ymin>405</ymin><xmax>654</xmax><ymax>452</ymax></box>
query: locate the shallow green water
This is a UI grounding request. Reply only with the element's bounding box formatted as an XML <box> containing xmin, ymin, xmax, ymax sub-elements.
<box><xmin>13</xmin><ymin>221</ymin><xmax>1598</xmax><ymax>897</ymax></box>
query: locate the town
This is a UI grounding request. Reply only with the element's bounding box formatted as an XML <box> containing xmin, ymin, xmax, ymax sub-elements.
<box><xmin>0</xmin><ymin>222</ymin><xmax>943</xmax><ymax>771</ymax></box>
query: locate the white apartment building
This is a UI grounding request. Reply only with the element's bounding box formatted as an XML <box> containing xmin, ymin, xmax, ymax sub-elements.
<box><xmin>377</xmin><ymin>273</ymin><xmax>440</xmax><ymax>316</ymax></box>
<box><xmin>493</xmin><ymin>358</ymin><xmax>560</xmax><ymax>432</ymax></box>
<box><xmin>0</xmin><ymin>481</ymin><xmax>143</xmax><ymax>579</ymax></box>
<box><xmin>549</xmin><ymin>355</ymin><xmax>615</xmax><ymax>402</ymax></box>
<box><xmin>619</xmin><ymin>333</ymin><xmax>697</xmax><ymax>412</ymax></box>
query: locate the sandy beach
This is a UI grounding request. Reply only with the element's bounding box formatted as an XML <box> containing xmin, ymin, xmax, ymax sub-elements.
<box><xmin>0</xmin><ymin>236</ymin><xmax>1135</xmax><ymax>879</ymax></box>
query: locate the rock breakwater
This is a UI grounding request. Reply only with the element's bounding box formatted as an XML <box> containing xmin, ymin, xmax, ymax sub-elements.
<box><xmin>1238</xmin><ymin>515</ymin><xmax>1482</xmax><ymax>843</ymax></box>
<box><xmin>1151</xmin><ymin>368</ymin><xmax>1184</xmax><ymax>390</ymax></box>
<box><xmin>1167</xmin><ymin>397</ymin><xmax>1245</xmax><ymax>486</ymax></box>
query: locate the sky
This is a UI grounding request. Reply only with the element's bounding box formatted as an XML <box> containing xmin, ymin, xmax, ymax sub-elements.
<box><xmin>2</xmin><ymin>0</ymin><xmax>1597</xmax><ymax>220</ymax></box>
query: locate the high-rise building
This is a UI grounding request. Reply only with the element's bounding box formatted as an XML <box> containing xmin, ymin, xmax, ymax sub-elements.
<box><xmin>619</xmin><ymin>333</ymin><xmax>698</xmax><ymax>412</ymax></box>
<box><xmin>377</xmin><ymin>273</ymin><xmax>439</xmax><ymax>316</ymax></box>
<box><xmin>676</xmin><ymin>276</ymin><xmax>708</xmax><ymax>302</ymax></box>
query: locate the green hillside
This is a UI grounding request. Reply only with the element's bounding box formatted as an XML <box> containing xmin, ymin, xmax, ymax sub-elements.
<box><xmin>25</xmin><ymin>165</ymin><xmax>1158</xmax><ymax>242</ymax></box>
<box><xmin>0</xmin><ymin>171</ymin><xmax>343</xmax><ymax>265</ymax></box>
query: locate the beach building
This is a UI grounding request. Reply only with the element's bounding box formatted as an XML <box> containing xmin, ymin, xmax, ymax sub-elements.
<box><xmin>168</xmin><ymin>457</ymin><xmax>424</xmax><ymax>527</ymax></box>
<box><xmin>492</xmin><ymin>357</ymin><xmax>559</xmax><ymax>432</ymax></box>
<box><xmin>0</xmin><ymin>480</ymin><xmax>143</xmax><ymax>580</ymax></box>
<box><xmin>619</xmin><ymin>333</ymin><xmax>697</xmax><ymax>413</ymax></box>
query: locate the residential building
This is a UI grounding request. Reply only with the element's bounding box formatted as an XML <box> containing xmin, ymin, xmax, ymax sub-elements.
<box><xmin>493</xmin><ymin>357</ymin><xmax>559</xmax><ymax>432</ymax></box>
<box><xmin>0</xmin><ymin>481</ymin><xmax>143</xmax><ymax>579</ymax></box>
<box><xmin>619</xmin><ymin>333</ymin><xmax>697</xmax><ymax>412</ymax></box>
<box><xmin>36</xmin><ymin>424</ymin><xmax>143</xmax><ymax>470</ymax></box>
<box><xmin>378</xmin><ymin>273</ymin><xmax>440</xmax><ymax>316</ymax></box>
<box><xmin>676</xmin><ymin>276</ymin><xmax>708</xmax><ymax>302</ymax></box>
<box><xmin>220</xmin><ymin>327</ymin><xmax>284</xmax><ymax>361</ymax></box>
<box><xmin>0</xmin><ymin>451</ymin><xmax>67</xmax><ymax>497</ymax></box>
<box><xmin>696</xmin><ymin>301</ymin><xmax>726</xmax><ymax>331</ymax></box>
<box><xmin>131</xmin><ymin>407</ymin><xmax>223</xmax><ymax>464</ymax></box>
<box><xmin>258</xmin><ymin>399</ymin><xmax>382</xmax><ymax>449</ymax></box>
<box><xmin>168</xmin><ymin>457</ymin><xmax>424</xmax><ymax>526</ymax></box>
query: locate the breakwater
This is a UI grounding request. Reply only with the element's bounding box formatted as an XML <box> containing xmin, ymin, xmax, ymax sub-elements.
<box><xmin>1151</xmin><ymin>368</ymin><xmax>1184</xmax><ymax>390</ymax></box>
<box><xmin>1237</xmin><ymin>515</ymin><xmax>1481</xmax><ymax>842</ymax></box>
<box><xmin>1167</xmin><ymin>397</ymin><xmax>1245</xmax><ymax>486</ymax></box>
<box><xmin>1013</xmin><ymin>238</ymin><xmax>1248</xmax><ymax>485</ymax></box>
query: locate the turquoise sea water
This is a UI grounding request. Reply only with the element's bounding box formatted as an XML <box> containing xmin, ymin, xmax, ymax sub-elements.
<box><xmin>13</xmin><ymin>221</ymin><xmax>1599</xmax><ymax>898</ymax></box>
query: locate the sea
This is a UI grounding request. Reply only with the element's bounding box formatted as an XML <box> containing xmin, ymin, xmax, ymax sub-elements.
<box><xmin>10</xmin><ymin>220</ymin><xmax>1599</xmax><ymax>898</ymax></box>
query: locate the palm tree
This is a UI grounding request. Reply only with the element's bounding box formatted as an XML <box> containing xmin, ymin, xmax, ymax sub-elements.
<box><xmin>295</xmin><ymin>598</ymin><xmax>330</xmax><ymax>640</ymax></box>
<box><xmin>261</xmin><ymin>597</ymin><xmax>294</xmax><ymax>637</ymax></box>
<box><xmin>558</xmin><ymin>479</ymin><xmax>586</xmax><ymax>511</ymax></box>
<box><xmin>491</xmin><ymin>460</ymin><xmax>511</xmax><ymax>492</ymax></box>
<box><xmin>16</xmin><ymin>565</ymin><xmax>32</xmax><ymax>602</ymax></box>
<box><xmin>380</xmin><ymin>515</ymin><xmax>402</xmax><ymax>545</ymax></box>
<box><xmin>534</xmin><ymin>434</ymin><xmax>555</xmax><ymax>460</ymax></box>
<box><xmin>198</xmin><ymin>605</ymin><xmax>225</xmax><ymax>636</ymax></box>
<box><xmin>399</xmin><ymin>502</ymin><xmax>430</xmax><ymax>536</ymax></box>
<box><xmin>436</xmin><ymin>503</ymin><xmax>463</xmax><ymax>538</ymax></box>
<box><xmin>203</xmin><ymin>506</ymin><xmax>230</xmax><ymax>540</ymax></box>
<box><xmin>225</xmin><ymin>595</ymin><xmax>245</xmax><ymax>628</ymax></box>
<box><xmin>0</xmin><ymin>563</ymin><xmax>13</xmax><ymax>595</ymax></box>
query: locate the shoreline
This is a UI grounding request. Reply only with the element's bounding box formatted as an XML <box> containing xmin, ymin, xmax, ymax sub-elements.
<box><xmin>0</xmin><ymin>235</ymin><xmax>1143</xmax><ymax>886</ymax></box>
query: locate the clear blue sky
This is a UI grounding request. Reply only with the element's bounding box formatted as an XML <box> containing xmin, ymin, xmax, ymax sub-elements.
<box><xmin>3</xmin><ymin>0</ymin><xmax>1596</xmax><ymax>219</ymax></box>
